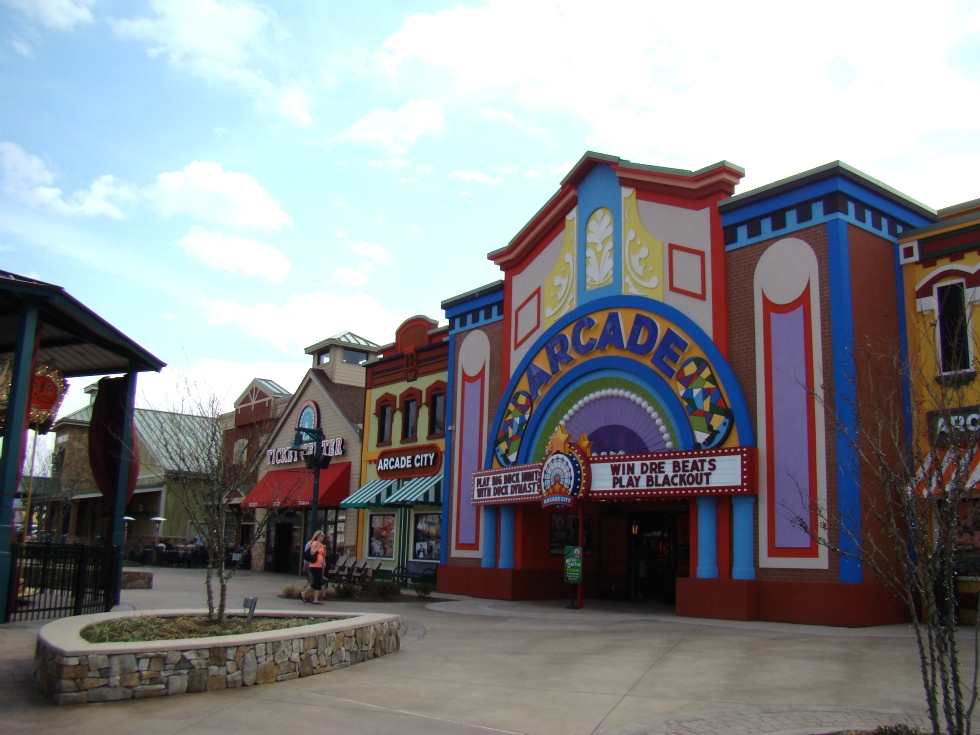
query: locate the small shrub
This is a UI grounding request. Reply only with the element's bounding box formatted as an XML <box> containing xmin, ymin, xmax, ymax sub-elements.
<box><xmin>335</xmin><ymin>583</ymin><xmax>356</xmax><ymax>599</ymax></box>
<box><xmin>871</xmin><ymin>726</ymin><xmax>922</xmax><ymax>735</ymax></box>
<box><xmin>413</xmin><ymin>583</ymin><xmax>434</xmax><ymax>599</ymax></box>
<box><xmin>372</xmin><ymin>580</ymin><xmax>401</xmax><ymax>598</ymax></box>
<box><xmin>282</xmin><ymin>583</ymin><xmax>304</xmax><ymax>599</ymax></box>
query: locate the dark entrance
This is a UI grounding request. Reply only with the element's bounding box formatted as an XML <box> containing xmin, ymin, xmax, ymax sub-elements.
<box><xmin>273</xmin><ymin>522</ymin><xmax>295</xmax><ymax>573</ymax></box>
<box><xmin>629</xmin><ymin>512</ymin><xmax>679</xmax><ymax>604</ymax></box>
<box><xmin>596</xmin><ymin>506</ymin><xmax>685</xmax><ymax>604</ymax></box>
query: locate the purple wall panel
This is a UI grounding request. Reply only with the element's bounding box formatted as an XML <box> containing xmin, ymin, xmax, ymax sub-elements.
<box><xmin>456</xmin><ymin>372</ymin><xmax>483</xmax><ymax>546</ymax></box>
<box><xmin>770</xmin><ymin>307</ymin><xmax>812</xmax><ymax>548</ymax></box>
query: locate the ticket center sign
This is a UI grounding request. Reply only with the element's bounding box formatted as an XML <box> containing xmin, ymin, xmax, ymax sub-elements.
<box><xmin>472</xmin><ymin>446</ymin><xmax>755</xmax><ymax>505</ymax></box>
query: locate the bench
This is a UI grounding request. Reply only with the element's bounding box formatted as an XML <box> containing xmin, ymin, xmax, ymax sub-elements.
<box><xmin>391</xmin><ymin>561</ymin><xmax>437</xmax><ymax>590</ymax></box>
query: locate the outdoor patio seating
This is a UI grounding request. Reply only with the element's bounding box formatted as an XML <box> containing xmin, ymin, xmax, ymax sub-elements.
<box><xmin>351</xmin><ymin>558</ymin><xmax>382</xmax><ymax>586</ymax></box>
<box><xmin>339</xmin><ymin>557</ymin><xmax>367</xmax><ymax>585</ymax></box>
<box><xmin>326</xmin><ymin>556</ymin><xmax>356</xmax><ymax>584</ymax></box>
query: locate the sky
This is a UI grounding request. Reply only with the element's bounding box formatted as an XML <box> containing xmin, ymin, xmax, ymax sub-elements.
<box><xmin>2</xmin><ymin>0</ymin><xmax>980</xmax><ymax>422</ymax></box>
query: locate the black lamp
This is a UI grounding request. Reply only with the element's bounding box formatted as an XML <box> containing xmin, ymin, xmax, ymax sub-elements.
<box><xmin>289</xmin><ymin>428</ymin><xmax>330</xmax><ymax>541</ymax></box>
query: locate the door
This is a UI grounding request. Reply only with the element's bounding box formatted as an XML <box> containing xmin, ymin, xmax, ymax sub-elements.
<box><xmin>273</xmin><ymin>522</ymin><xmax>293</xmax><ymax>573</ymax></box>
<box><xmin>630</xmin><ymin>512</ymin><xmax>677</xmax><ymax>603</ymax></box>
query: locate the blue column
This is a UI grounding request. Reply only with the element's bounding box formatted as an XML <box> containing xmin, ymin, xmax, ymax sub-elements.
<box><xmin>696</xmin><ymin>497</ymin><xmax>719</xmax><ymax>579</ymax></box>
<box><xmin>0</xmin><ymin>301</ymin><xmax>39</xmax><ymax>622</ymax></box>
<box><xmin>731</xmin><ymin>496</ymin><xmax>756</xmax><ymax>580</ymax></box>
<box><xmin>481</xmin><ymin>506</ymin><xmax>498</xmax><ymax>568</ymax></box>
<box><xmin>498</xmin><ymin>505</ymin><xmax>515</xmax><ymax>569</ymax></box>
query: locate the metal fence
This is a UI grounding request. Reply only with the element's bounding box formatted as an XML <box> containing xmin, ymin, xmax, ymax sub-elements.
<box><xmin>4</xmin><ymin>542</ymin><xmax>119</xmax><ymax>623</ymax></box>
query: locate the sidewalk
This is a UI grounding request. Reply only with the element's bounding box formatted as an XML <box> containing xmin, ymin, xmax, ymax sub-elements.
<box><xmin>1</xmin><ymin>567</ymin><xmax>932</xmax><ymax>735</ymax></box>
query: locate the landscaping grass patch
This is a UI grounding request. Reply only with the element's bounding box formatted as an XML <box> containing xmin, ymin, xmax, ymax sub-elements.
<box><xmin>80</xmin><ymin>614</ymin><xmax>346</xmax><ymax>643</ymax></box>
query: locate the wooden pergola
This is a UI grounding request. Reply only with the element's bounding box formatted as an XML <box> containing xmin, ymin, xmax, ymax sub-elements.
<box><xmin>0</xmin><ymin>271</ymin><xmax>165</xmax><ymax>621</ymax></box>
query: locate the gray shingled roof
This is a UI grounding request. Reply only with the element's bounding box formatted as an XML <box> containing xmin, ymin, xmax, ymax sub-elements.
<box><xmin>304</xmin><ymin>331</ymin><xmax>381</xmax><ymax>355</ymax></box>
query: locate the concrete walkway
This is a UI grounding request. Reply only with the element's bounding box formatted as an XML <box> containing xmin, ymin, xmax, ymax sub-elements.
<box><xmin>0</xmin><ymin>567</ymin><xmax>936</xmax><ymax>734</ymax></box>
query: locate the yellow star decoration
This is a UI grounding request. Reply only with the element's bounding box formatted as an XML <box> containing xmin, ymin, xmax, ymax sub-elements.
<box><xmin>574</xmin><ymin>433</ymin><xmax>593</xmax><ymax>457</ymax></box>
<box><xmin>548</xmin><ymin>424</ymin><xmax>570</xmax><ymax>454</ymax></box>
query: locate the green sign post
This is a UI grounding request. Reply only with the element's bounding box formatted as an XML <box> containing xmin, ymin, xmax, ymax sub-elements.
<box><xmin>564</xmin><ymin>545</ymin><xmax>583</xmax><ymax>584</ymax></box>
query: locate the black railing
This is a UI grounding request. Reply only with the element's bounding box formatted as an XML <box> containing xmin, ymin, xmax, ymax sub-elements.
<box><xmin>5</xmin><ymin>542</ymin><xmax>119</xmax><ymax>623</ymax></box>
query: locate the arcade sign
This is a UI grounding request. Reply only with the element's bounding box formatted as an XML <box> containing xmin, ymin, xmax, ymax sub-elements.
<box><xmin>376</xmin><ymin>444</ymin><xmax>443</xmax><ymax>479</ymax></box>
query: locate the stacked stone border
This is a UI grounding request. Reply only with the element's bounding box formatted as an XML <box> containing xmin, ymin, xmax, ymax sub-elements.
<box><xmin>33</xmin><ymin>608</ymin><xmax>402</xmax><ymax>705</ymax></box>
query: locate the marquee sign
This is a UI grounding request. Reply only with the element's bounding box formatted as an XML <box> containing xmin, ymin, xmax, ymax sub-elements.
<box><xmin>589</xmin><ymin>446</ymin><xmax>755</xmax><ymax>500</ymax></box>
<box><xmin>0</xmin><ymin>361</ymin><xmax>68</xmax><ymax>432</ymax></box>
<box><xmin>472</xmin><ymin>441</ymin><xmax>755</xmax><ymax>505</ymax></box>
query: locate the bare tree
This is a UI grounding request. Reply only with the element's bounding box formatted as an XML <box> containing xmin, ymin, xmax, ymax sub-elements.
<box><xmin>143</xmin><ymin>386</ymin><xmax>298</xmax><ymax>623</ymax></box>
<box><xmin>794</xmin><ymin>328</ymin><xmax>980</xmax><ymax>735</ymax></box>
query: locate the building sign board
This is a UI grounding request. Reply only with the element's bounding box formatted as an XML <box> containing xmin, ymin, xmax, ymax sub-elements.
<box><xmin>472</xmin><ymin>446</ymin><xmax>755</xmax><ymax>505</ymax></box>
<box><xmin>266</xmin><ymin>437</ymin><xmax>344</xmax><ymax>466</ymax></box>
<box><xmin>376</xmin><ymin>444</ymin><xmax>443</xmax><ymax>479</ymax></box>
<box><xmin>930</xmin><ymin>406</ymin><xmax>980</xmax><ymax>445</ymax></box>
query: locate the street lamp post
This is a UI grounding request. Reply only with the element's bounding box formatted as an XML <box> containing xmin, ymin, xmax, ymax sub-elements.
<box><xmin>290</xmin><ymin>428</ymin><xmax>330</xmax><ymax>543</ymax></box>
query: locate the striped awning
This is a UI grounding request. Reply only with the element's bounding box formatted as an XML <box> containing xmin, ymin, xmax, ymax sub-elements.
<box><xmin>340</xmin><ymin>478</ymin><xmax>395</xmax><ymax>508</ymax></box>
<box><xmin>913</xmin><ymin>448</ymin><xmax>980</xmax><ymax>497</ymax></box>
<box><xmin>384</xmin><ymin>475</ymin><xmax>442</xmax><ymax>506</ymax></box>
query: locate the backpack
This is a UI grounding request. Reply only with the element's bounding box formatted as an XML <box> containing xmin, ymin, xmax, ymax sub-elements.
<box><xmin>303</xmin><ymin>542</ymin><xmax>318</xmax><ymax>564</ymax></box>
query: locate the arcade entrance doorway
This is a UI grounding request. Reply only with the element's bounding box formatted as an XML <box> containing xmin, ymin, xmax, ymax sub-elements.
<box><xmin>596</xmin><ymin>506</ymin><xmax>687</xmax><ymax>603</ymax></box>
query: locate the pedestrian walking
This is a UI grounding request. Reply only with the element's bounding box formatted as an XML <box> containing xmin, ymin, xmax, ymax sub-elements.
<box><xmin>301</xmin><ymin>530</ymin><xmax>326</xmax><ymax>604</ymax></box>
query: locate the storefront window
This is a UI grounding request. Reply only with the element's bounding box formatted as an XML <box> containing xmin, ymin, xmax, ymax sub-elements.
<box><xmin>369</xmin><ymin>513</ymin><xmax>395</xmax><ymax>558</ymax></box>
<box><xmin>413</xmin><ymin>512</ymin><xmax>441</xmax><ymax>560</ymax></box>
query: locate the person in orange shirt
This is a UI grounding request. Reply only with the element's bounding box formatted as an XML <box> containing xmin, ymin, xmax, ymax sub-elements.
<box><xmin>302</xmin><ymin>530</ymin><xmax>326</xmax><ymax>604</ymax></box>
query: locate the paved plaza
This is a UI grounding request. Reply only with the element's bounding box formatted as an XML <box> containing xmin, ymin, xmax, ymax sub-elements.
<box><xmin>0</xmin><ymin>567</ymin><xmax>936</xmax><ymax>735</ymax></box>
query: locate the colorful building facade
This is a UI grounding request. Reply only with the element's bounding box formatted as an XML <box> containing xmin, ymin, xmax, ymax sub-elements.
<box><xmin>342</xmin><ymin>317</ymin><xmax>447</xmax><ymax>574</ymax></box>
<box><xmin>438</xmin><ymin>153</ymin><xmax>938</xmax><ymax>626</ymax></box>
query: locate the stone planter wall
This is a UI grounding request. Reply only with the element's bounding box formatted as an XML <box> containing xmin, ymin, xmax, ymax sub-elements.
<box><xmin>33</xmin><ymin>609</ymin><xmax>401</xmax><ymax>705</ymax></box>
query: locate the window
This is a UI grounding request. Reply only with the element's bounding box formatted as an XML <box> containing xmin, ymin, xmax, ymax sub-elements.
<box><xmin>368</xmin><ymin>513</ymin><xmax>395</xmax><ymax>558</ymax></box>
<box><xmin>318</xmin><ymin>352</ymin><xmax>330</xmax><ymax>365</ymax></box>
<box><xmin>939</xmin><ymin>282</ymin><xmax>971</xmax><ymax>374</ymax></box>
<box><xmin>377</xmin><ymin>403</ymin><xmax>392</xmax><ymax>445</ymax></box>
<box><xmin>428</xmin><ymin>392</ymin><xmax>446</xmax><ymax>437</ymax></box>
<box><xmin>233</xmin><ymin>437</ymin><xmax>248</xmax><ymax>464</ymax></box>
<box><xmin>343</xmin><ymin>348</ymin><xmax>368</xmax><ymax>365</ymax></box>
<box><xmin>402</xmin><ymin>398</ymin><xmax>418</xmax><ymax>440</ymax></box>
<box><xmin>412</xmin><ymin>512</ymin><xmax>441</xmax><ymax>561</ymax></box>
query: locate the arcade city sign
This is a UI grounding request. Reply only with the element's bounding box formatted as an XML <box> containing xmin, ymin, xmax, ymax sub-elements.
<box><xmin>376</xmin><ymin>444</ymin><xmax>443</xmax><ymax>479</ymax></box>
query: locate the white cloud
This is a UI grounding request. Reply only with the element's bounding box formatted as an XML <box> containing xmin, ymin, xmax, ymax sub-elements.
<box><xmin>334</xmin><ymin>230</ymin><xmax>345</xmax><ymax>238</ymax></box>
<box><xmin>450</xmin><ymin>170</ymin><xmax>503</xmax><ymax>185</ymax></box>
<box><xmin>399</xmin><ymin>177</ymin><xmax>420</xmax><ymax>184</ymax></box>
<box><xmin>331</xmin><ymin>99</ymin><xmax>445</xmax><ymax>155</ymax></box>
<box><xmin>12</xmin><ymin>38</ymin><xmax>34</xmax><ymax>57</ymax></box>
<box><xmin>478</xmin><ymin>108</ymin><xmax>554</xmax><ymax>143</ymax></box>
<box><xmin>111</xmin><ymin>0</ymin><xmax>312</xmax><ymax>124</ymax></box>
<box><xmin>380</xmin><ymin>1</ymin><xmax>980</xmax><ymax>202</ymax></box>
<box><xmin>332</xmin><ymin>197</ymin><xmax>350</xmax><ymax>209</ymax></box>
<box><xmin>200</xmin><ymin>292</ymin><xmax>405</xmax><ymax>353</ymax></box>
<box><xmin>349</xmin><ymin>241</ymin><xmax>392</xmax><ymax>265</ymax></box>
<box><xmin>147</xmin><ymin>161</ymin><xmax>292</xmax><ymax>230</ymax></box>
<box><xmin>333</xmin><ymin>262</ymin><xmax>374</xmax><ymax>287</ymax></box>
<box><xmin>0</xmin><ymin>142</ymin><xmax>136</xmax><ymax>218</ymax></box>
<box><xmin>175</xmin><ymin>225</ymin><xmax>291</xmax><ymax>283</ymax></box>
<box><xmin>2</xmin><ymin>0</ymin><xmax>94</xmax><ymax>30</ymax></box>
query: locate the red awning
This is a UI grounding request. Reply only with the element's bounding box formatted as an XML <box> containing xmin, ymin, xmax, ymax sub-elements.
<box><xmin>243</xmin><ymin>462</ymin><xmax>352</xmax><ymax>509</ymax></box>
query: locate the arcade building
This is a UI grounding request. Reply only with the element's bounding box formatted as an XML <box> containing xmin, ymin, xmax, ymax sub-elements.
<box><xmin>437</xmin><ymin>153</ymin><xmax>938</xmax><ymax>626</ymax></box>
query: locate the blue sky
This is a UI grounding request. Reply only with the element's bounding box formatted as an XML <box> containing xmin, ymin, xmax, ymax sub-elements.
<box><xmin>2</xmin><ymin>0</ymin><xmax>980</xmax><ymax>418</ymax></box>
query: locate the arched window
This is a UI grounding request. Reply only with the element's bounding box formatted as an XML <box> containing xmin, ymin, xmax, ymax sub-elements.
<box><xmin>375</xmin><ymin>393</ymin><xmax>395</xmax><ymax>446</ymax></box>
<box><xmin>426</xmin><ymin>381</ymin><xmax>447</xmax><ymax>439</ymax></box>
<box><xmin>399</xmin><ymin>387</ymin><xmax>423</xmax><ymax>442</ymax></box>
